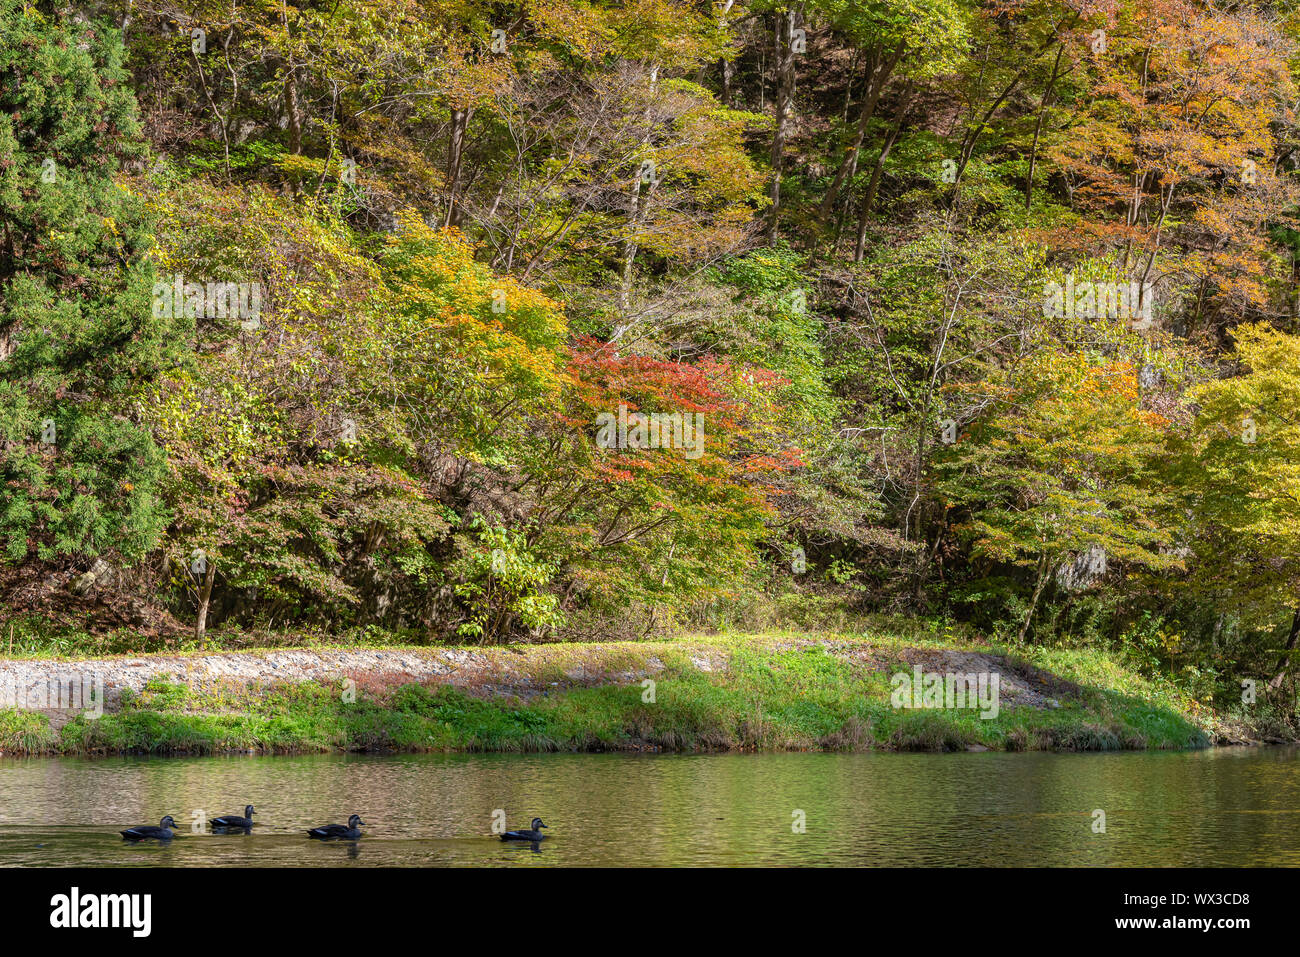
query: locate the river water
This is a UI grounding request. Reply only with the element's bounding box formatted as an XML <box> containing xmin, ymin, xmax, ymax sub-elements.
<box><xmin>1</xmin><ymin>748</ymin><xmax>1297</xmax><ymax>866</ymax></box>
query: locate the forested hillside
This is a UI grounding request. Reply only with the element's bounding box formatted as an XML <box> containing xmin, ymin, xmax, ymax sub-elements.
<box><xmin>3</xmin><ymin>0</ymin><xmax>1300</xmax><ymax>710</ymax></box>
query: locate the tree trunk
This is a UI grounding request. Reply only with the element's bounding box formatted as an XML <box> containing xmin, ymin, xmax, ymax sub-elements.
<box><xmin>618</xmin><ymin>174</ymin><xmax>651</xmax><ymax>313</ymax></box>
<box><xmin>1120</xmin><ymin>49</ymin><xmax>1152</xmax><ymax>273</ymax></box>
<box><xmin>284</xmin><ymin>68</ymin><xmax>302</xmax><ymax>155</ymax></box>
<box><xmin>950</xmin><ymin>23</ymin><xmax>1073</xmax><ymax>197</ymax></box>
<box><xmin>911</xmin><ymin>519</ymin><xmax>946</xmax><ymax>603</ymax></box>
<box><xmin>854</xmin><ymin>80</ymin><xmax>913</xmax><ymax>262</ymax></box>
<box><xmin>1024</xmin><ymin>45</ymin><xmax>1065</xmax><ymax>212</ymax></box>
<box><xmin>617</xmin><ymin>65</ymin><xmax>659</xmax><ymax>314</ymax></box>
<box><xmin>194</xmin><ymin>561</ymin><xmax>217</xmax><ymax>649</ymax></box>
<box><xmin>818</xmin><ymin>43</ymin><xmax>901</xmax><ymax>218</ymax></box>
<box><xmin>1268</xmin><ymin>606</ymin><xmax>1300</xmax><ymax>689</ymax></box>
<box><xmin>717</xmin><ymin>0</ymin><xmax>735</xmax><ymax>107</ymax></box>
<box><xmin>766</xmin><ymin>7</ymin><xmax>799</xmax><ymax>242</ymax></box>
<box><xmin>444</xmin><ymin>107</ymin><xmax>472</xmax><ymax>228</ymax></box>
<box><xmin>1018</xmin><ymin>553</ymin><xmax>1050</xmax><ymax>644</ymax></box>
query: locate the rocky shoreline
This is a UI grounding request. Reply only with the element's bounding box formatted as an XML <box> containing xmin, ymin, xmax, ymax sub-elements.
<box><xmin>0</xmin><ymin>636</ymin><xmax>1265</xmax><ymax>754</ymax></box>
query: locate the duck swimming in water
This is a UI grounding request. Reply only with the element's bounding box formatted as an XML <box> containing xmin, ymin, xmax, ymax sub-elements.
<box><xmin>501</xmin><ymin>817</ymin><xmax>548</xmax><ymax>841</ymax></box>
<box><xmin>211</xmin><ymin>805</ymin><xmax>255</xmax><ymax>829</ymax></box>
<box><xmin>307</xmin><ymin>814</ymin><xmax>365</xmax><ymax>840</ymax></box>
<box><xmin>121</xmin><ymin>816</ymin><xmax>178</xmax><ymax>841</ymax></box>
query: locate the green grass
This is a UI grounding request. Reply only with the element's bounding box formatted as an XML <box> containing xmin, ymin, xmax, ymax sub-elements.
<box><xmin>0</xmin><ymin>632</ymin><xmax>1225</xmax><ymax>756</ymax></box>
<box><xmin>0</xmin><ymin>708</ymin><xmax>62</xmax><ymax>753</ymax></box>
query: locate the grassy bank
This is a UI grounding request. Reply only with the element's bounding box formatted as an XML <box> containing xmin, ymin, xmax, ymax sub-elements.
<box><xmin>0</xmin><ymin>630</ymin><xmax>1268</xmax><ymax>756</ymax></box>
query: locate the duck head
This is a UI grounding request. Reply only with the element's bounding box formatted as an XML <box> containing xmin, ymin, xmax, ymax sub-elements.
<box><xmin>348</xmin><ymin>814</ymin><xmax>365</xmax><ymax>828</ymax></box>
<box><xmin>160</xmin><ymin>816</ymin><xmax>177</xmax><ymax>830</ymax></box>
<box><xmin>244</xmin><ymin>805</ymin><xmax>255</xmax><ymax>819</ymax></box>
<box><xmin>530</xmin><ymin>818</ymin><xmax>547</xmax><ymax>832</ymax></box>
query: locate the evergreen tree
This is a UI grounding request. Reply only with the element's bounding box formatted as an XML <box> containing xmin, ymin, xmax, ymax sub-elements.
<box><xmin>0</xmin><ymin>1</ymin><xmax>191</xmax><ymax>566</ymax></box>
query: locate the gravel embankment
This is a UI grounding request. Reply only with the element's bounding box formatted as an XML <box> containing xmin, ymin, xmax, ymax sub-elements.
<box><xmin>0</xmin><ymin>644</ymin><xmax>683</xmax><ymax>726</ymax></box>
<box><xmin>0</xmin><ymin>640</ymin><xmax>1069</xmax><ymax>726</ymax></box>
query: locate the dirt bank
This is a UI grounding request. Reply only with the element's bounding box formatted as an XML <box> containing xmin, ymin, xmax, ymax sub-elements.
<box><xmin>0</xmin><ymin>634</ymin><xmax>1241</xmax><ymax>755</ymax></box>
<box><xmin>3</xmin><ymin>638</ymin><xmax>1077</xmax><ymax>724</ymax></box>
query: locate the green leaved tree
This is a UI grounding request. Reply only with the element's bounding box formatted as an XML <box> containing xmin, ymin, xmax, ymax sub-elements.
<box><xmin>936</xmin><ymin>351</ymin><xmax>1179</xmax><ymax>642</ymax></box>
<box><xmin>1183</xmin><ymin>323</ymin><xmax>1300</xmax><ymax>686</ymax></box>
<box><xmin>0</xmin><ymin>3</ymin><xmax>191</xmax><ymax>577</ymax></box>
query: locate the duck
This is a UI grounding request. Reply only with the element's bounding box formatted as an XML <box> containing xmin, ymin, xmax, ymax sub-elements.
<box><xmin>501</xmin><ymin>817</ymin><xmax>549</xmax><ymax>841</ymax></box>
<box><xmin>307</xmin><ymin>814</ymin><xmax>365</xmax><ymax>840</ymax></box>
<box><xmin>211</xmin><ymin>805</ymin><xmax>255</xmax><ymax>830</ymax></box>
<box><xmin>121</xmin><ymin>816</ymin><xmax>178</xmax><ymax>841</ymax></box>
